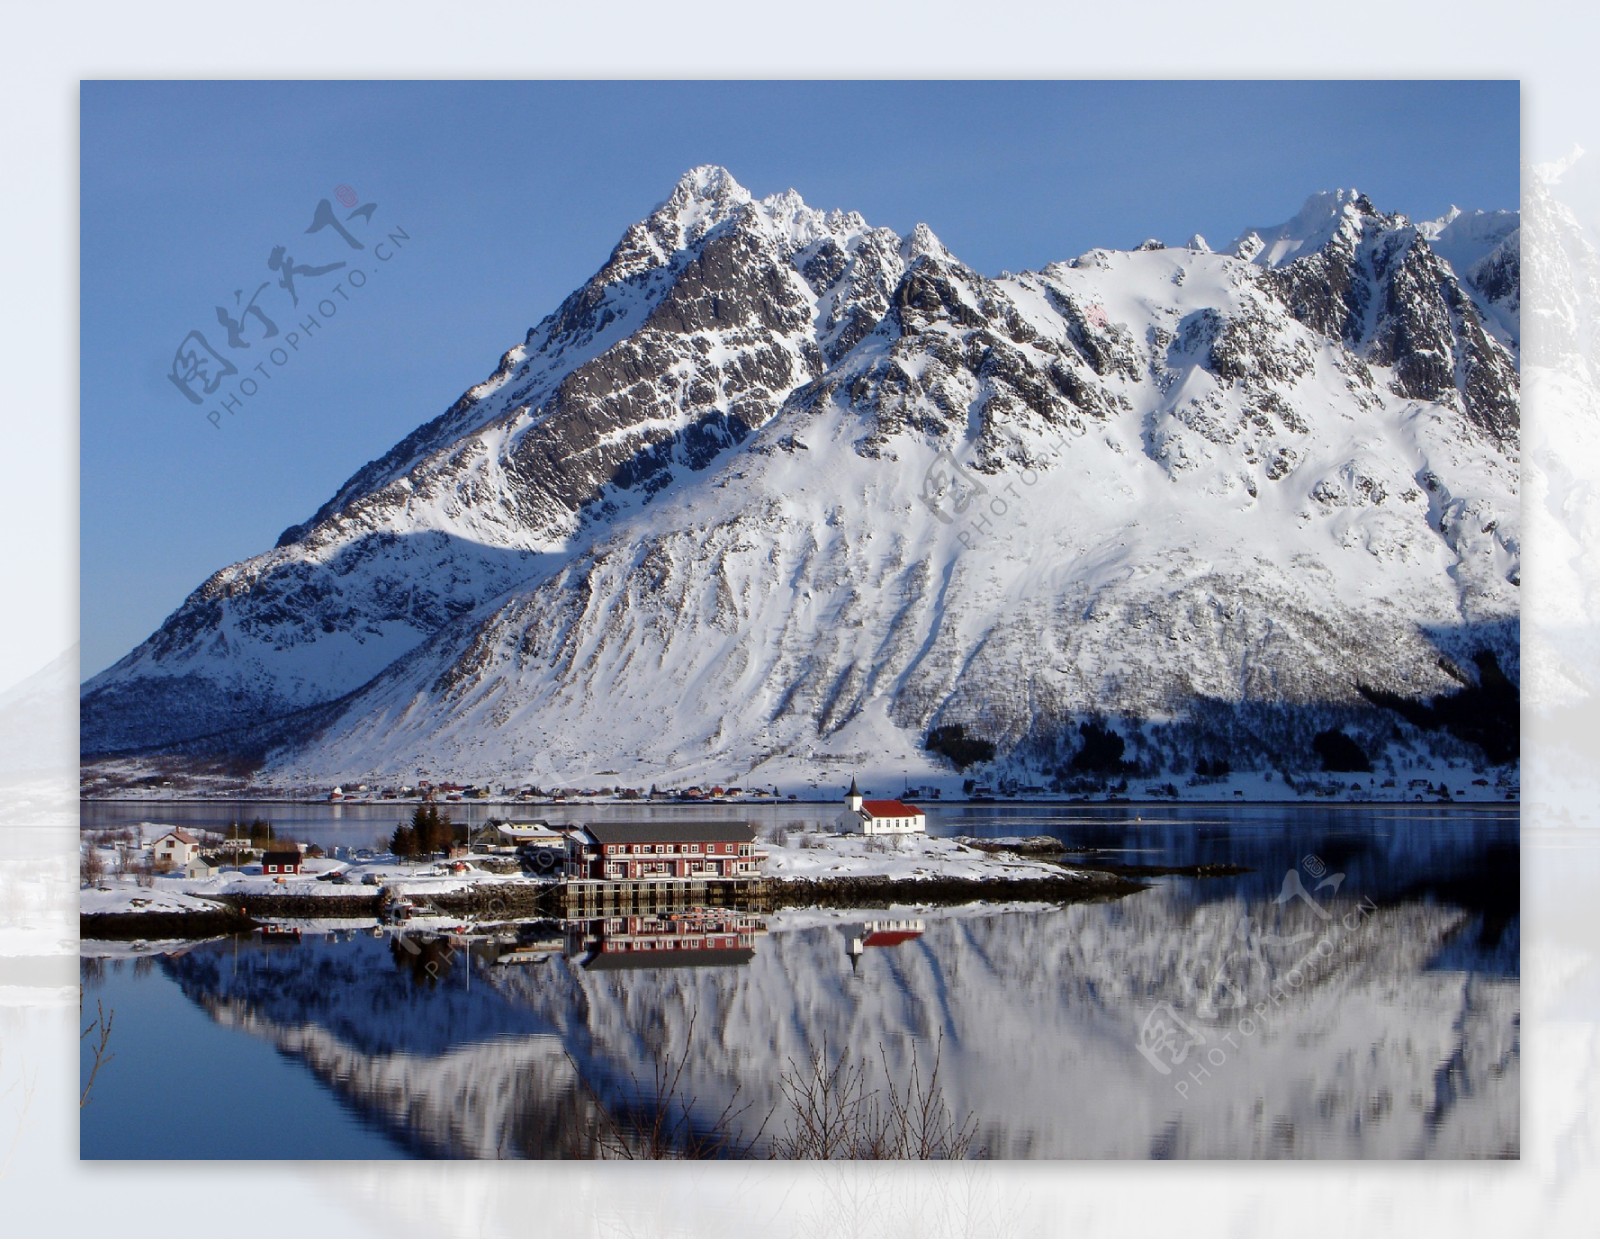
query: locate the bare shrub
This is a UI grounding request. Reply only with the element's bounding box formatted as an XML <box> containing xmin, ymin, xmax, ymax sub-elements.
<box><xmin>79</xmin><ymin>993</ymin><xmax>115</xmax><ymax>1109</ymax></box>
<box><xmin>564</xmin><ymin>1023</ymin><xmax>980</xmax><ymax>1161</ymax></box>
<box><xmin>771</xmin><ymin>1033</ymin><xmax>981</xmax><ymax>1160</ymax></box>
<box><xmin>769</xmin><ymin>1042</ymin><xmax>876</xmax><ymax>1158</ymax></box>
<box><xmin>567</xmin><ymin>1011</ymin><xmax>771</xmax><ymax>1159</ymax></box>
<box><xmin>80</xmin><ymin>843</ymin><xmax>104</xmax><ymax>888</ymax></box>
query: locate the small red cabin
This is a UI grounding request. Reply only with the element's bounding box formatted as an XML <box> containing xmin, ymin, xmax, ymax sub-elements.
<box><xmin>262</xmin><ymin>850</ymin><xmax>301</xmax><ymax>875</ymax></box>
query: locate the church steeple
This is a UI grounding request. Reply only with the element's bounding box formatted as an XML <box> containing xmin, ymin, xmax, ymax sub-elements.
<box><xmin>845</xmin><ymin>776</ymin><xmax>862</xmax><ymax>813</ymax></box>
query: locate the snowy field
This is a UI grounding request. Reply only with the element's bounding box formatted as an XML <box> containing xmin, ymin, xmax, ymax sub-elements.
<box><xmin>761</xmin><ymin>829</ymin><xmax>1071</xmax><ymax>882</ymax></box>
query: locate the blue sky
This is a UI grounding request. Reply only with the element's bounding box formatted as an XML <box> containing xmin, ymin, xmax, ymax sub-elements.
<box><xmin>80</xmin><ymin>79</ymin><xmax>1519</xmax><ymax>677</ymax></box>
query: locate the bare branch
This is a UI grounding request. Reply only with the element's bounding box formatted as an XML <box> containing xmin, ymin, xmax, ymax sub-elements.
<box><xmin>563</xmin><ymin>1008</ymin><xmax>772</xmax><ymax>1159</ymax></box>
<box><xmin>79</xmin><ymin>992</ymin><xmax>115</xmax><ymax>1110</ymax></box>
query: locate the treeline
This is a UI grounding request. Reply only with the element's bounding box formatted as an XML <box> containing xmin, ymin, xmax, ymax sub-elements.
<box><xmin>389</xmin><ymin>803</ymin><xmax>466</xmax><ymax>859</ymax></box>
<box><xmin>924</xmin><ymin>724</ymin><xmax>996</xmax><ymax>769</ymax></box>
<box><xmin>924</xmin><ymin>654</ymin><xmax>1517</xmax><ymax>789</ymax></box>
<box><xmin>1358</xmin><ymin>649</ymin><xmax>1518</xmax><ymax>766</ymax></box>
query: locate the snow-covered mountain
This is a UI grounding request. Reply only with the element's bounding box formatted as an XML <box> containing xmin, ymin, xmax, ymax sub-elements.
<box><xmin>1517</xmin><ymin>155</ymin><xmax>1600</xmax><ymax>817</ymax></box>
<box><xmin>82</xmin><ymin>168</ymin><xmax>1520</xmax><ymax>788</ymax></box>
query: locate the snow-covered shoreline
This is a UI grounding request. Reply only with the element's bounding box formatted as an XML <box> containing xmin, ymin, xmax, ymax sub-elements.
<box><xmin>77</xmin><ymin>826</ymin><xmax>1143</xmax><ymax>938</ymax></box>
<box><xmin>761</xmin><ymin>830</ymin><xmax>1073</xmax><ymax>882</ymax></box>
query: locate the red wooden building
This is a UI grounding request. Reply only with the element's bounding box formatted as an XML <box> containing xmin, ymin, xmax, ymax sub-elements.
<box><xmin>563</xmin><ymin>821</ymin><xmax>764</xmax><ymax>882</ymax></box>
<box><xmin>262</xmin><ymin>850</ymin><xmax>301</xmax><ymax>876</ymax></box>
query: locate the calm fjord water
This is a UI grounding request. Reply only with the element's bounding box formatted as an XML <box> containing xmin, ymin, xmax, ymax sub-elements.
<box><xmin>80</xmin><ymin>802</ymin><xmax>1517</xmax><ymax>1159</ymax></box>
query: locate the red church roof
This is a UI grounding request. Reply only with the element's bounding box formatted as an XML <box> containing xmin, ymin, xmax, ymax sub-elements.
<box><xmin>860</xmin><ymin>799</ymin><xmax>923</xmax><ymax>818</ymax></box>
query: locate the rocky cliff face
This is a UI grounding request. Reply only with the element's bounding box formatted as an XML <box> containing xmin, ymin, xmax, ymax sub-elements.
<box><xmin>82</xmin><ymin>168</ymin><xmax>1519</xmax><ymax>787</ymax></box>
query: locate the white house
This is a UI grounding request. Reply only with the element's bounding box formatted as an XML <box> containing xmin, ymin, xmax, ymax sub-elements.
<box><xmin>839</xmin><ymin>777</ymin><xmax>926</xmax><ymax>836</ymax></box>
<box><xmin>151</xmin><ymin>829</ymin><xmax>201</xmax><ymax>868</ymax></box>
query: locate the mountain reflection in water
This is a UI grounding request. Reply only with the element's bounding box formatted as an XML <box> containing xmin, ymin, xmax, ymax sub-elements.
<box><xmin>80</xmin><ymin>808</ymin><xmax>1518</xmax><ymax>1159</ymax></box>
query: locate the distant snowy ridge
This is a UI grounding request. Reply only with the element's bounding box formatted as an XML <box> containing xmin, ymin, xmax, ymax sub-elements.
<box><xmin>83</xmin><ymin>169</ymin><xmax>1519</xmax><ymax>791</ymax></box>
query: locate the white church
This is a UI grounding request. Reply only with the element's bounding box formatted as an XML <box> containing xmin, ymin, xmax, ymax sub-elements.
<box><xmin>838</xmin><ymin>776</ymin><xmax>927</xmax><ymax>836</ymax></box>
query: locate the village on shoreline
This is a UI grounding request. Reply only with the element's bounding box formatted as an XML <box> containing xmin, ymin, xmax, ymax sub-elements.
<box><xmin>81</xmin><ymin>773</ymin><xmax>1518</xmax><ymax>808</ymax></box>
<box><xmin>79</xmin><ymin>755</ymin><xmax>1513</xmax><ymax>948</ymax></box>
<box><xmin>79</xmin><ymin>783</ymin><xmax>1179</xmax><ymax>946</ymax></box>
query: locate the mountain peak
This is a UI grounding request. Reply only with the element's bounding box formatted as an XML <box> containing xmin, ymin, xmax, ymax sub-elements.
<box><xmin>1237</xmin><ymin>188</ymin><xmax>1387</xmax><ymax>267</ymax></box>
<box><xmin>1418</xmin><ymin>203</ymin><xmax>1518</xmax><ymax>248</ymax></box>
<box><xmin>1294</xmin><ymin>186</ymin><xmax>1376</xmax><ymax>220</ymax></box>
<box><xmin>901</xmin><ymin>221</ymin><xmax>952</xmax><ymax>264</ymax></box>
<box><xmin>647</xmin><ymin>165</ymin><xmax>755</xmax><ymax>249</ymax></box>
<box><xmin>1422</xmin><ymin>204</ymin><xmax>1465</xmax><ymax>236</ymax></box>
<box><xmin>669</xmin><ymin>164</ymin><xmax>750</xmax><ymax>205</ymax></box>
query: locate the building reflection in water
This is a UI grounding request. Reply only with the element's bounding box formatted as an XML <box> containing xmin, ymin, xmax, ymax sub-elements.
<box><xmin>564</xmin><ymin>909</ymin><xmax>767</xmax><ymax>971</ymax></box>
<box><xmin>844</xmin><ymin>918</ymin><xmax>926</xmax><ymax>973</ymax></box>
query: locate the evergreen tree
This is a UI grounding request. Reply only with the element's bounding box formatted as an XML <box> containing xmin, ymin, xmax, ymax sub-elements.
<box><xmin>405</xmin><ymin>802</ymin><xmax>456</xmax><ymax>855</ymax></box>
<box><xmin>1070</xmin><ymin>721</ymin><xmax>1127</xmax><ymax>774</ymax></box>
<box><xmin>1313</xmin><ymin>729</ymin><xmax>1371</xmax><ymax>773</ymax></box>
